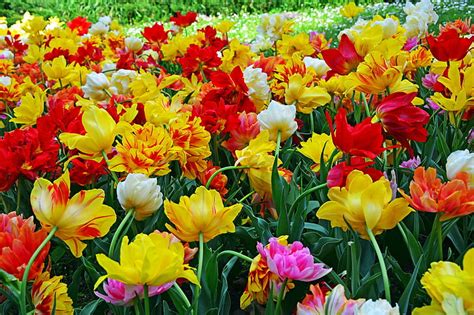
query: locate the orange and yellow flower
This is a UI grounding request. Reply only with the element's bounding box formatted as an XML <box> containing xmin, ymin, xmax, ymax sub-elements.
<box><xmin>30</xmin><ymin>170</ymin><xmax>117</xmax><ymax>257</ymax></box>
<box><xmin>32</xmin><ymin>271</ymin><xmax>74</xmax><ymax>315</ymax></box>
<box><xmin>164</xmin><ymin>186</ymin><xmax>242</xmax><ymax>242</ymax></box>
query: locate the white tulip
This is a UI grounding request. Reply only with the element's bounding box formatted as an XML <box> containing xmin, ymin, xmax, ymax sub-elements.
<box><xmin>82</xmin><ymin>72</ymin><xmax>115</xmax><ymax>101</ymax></box>
<box><xmin>0</xmin><ymin>75</ymin><xmax>11</xmax><ymax>86</ymax></box>
<box><xmin>117</xmin><ymin>173</ymin><xmax>163</xmax><ymax>221</ymax></box>
<box><xmin>243</xmin><ymin>65</ymin><xmax>271</xmax><ymax>110</ymax></box>
<box><xmin>89</xmin><ymin>22</ymin><xmax>109</xmax><ymax>35</ymax></box>
<box><xmin>257</xmin><ymin>100</ymin><xmax>298</xmax><ymax>141</ymax></box>
<box><xmin>124</xmin><ymin>36</ymin><xmax>143</xmax><ymax>52</ymax></box>
<box><xmin>446</xmin><ymin>149</ymin><xmax>474</xmax><ymax>187</ymax></box>
<box><xmin>356</xmin><ymin>299</ymin><xmax>399</xmax><ymax>315</ymax></box>
<box><xmin>303</xmin><ymin>57</ymin><xmax>330</xmax><ymax>77</ymax></box>
<box><xmin>111</xmin><ymin>69</ymin><xmax>137</xmax><ymax>95</ymax></box>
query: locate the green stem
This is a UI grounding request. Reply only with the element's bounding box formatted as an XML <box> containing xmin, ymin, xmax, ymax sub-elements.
<box><xmin>217</xmin><ymin>250</ymin><xmax>253</xmax><ymax>263</ymax></box>
<box><xmin>172</xmin><ymin>283</ymin><xmax>191</xmax><ymax>310</ymax></box>
<box><xmin>274</xmin><ymin>130</ymin><xmax>282</xmax><ymax>161</ymax></box>
<box><xmin>143</xmin><ymin>284</ymin><xmax>150</xmax><ymax>315</ymax></box>
<box><xmin>133</xmin><ymin>300</ymin><xmax>140</xmax><ymax>315</ymax></box>
<box><xmin>193</xmin><ymin>233</ymin><xmax>204</xmax><ymax>315</ymax></box>
<box><xmin>288</xmin><ymin>183</ymin><xmax>327</xmax><ymax>218</ymax></box>
<box><xmin>101</xmin><ymin>150</ymin><xmax>119</xmax><ymax>183</ymax></box>
<box><xmin>15</xmin><ymin>180</ymin><xmax>21</xmax><ymax>213</ymax></box>
<box><xmin>238</xmin><ymin>191</ymin><xmax>255</xmax><ymax>203</ymax></box>
<box><xmin>205</xmin><ymin>166</ymin><xmax>250</xmax><ymax>189</ymax></box>
<box><xmin>108</xmin><ymin>210</ymin><xmax>135</xmax><ymax>258</ymax></box>
<box><xmin>20</xmin><ymin>226</ymin><xmax>58</xmax><ymax>315</ymax></box>
<box><xmin>366</xmin><ymin>226</ymin><xmax>391</xmax><ymax>303</ymax></box>
<box><xmin>435</xmin><ymin>214</ymin><xmax>443</xmax><ymax>260</ymax></box>
<box><xmin>350</xmin><ymin>241</ymin><xmax>360</xmax><ymax>294</ymax></box>
<box><xmin>362</xmin><ymin>93</ymin><xmax>371</xmax><ymax>117</ymax></box>
<box><xmin>274</xmin><ymin>278</ymin><xmax>288</xmax><ymax>315</ymax></box>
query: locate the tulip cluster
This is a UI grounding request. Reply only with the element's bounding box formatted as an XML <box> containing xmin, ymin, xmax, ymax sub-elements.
<box><xmin>0</xmin><ymin>2</ymin><xmax>473</xmax><ymax>314</ymax></box>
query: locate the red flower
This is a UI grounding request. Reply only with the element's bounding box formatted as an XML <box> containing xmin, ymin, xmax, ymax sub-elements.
<box><xmin>70</xmin><ymin>41</ymin><xmax>104</xmax><ymax>66</ymax></box>
<box><xmin>67</xmin><ymin>16</ymin><xmax>92</xmax><ymax>36</ymax></box>
<box><xmin>326</xmin><ymin>108</ymin><xmax>385</xmax><ymax>160</ymax></box>
<box><xmin>327</xmin><ymin>157</ymin><xmax>383</xmax><ymax>188</ymax></box>
<box><xmin>221</xmin><ymin>112</ymin><xmax>260</xmax><ymax>153</ymax></box>
<box><xmin>197</xmin><ymin>161</ymin><xmax>229</xmax><ymax>197</ymax></box>
<box><xmin>179</xmin><ymin>44</ymin><xmax>221</xmax><ymax>78</ymax></box>
<box><xmin>376</xmin><ymin>92</ymin><xmax>430</xmax><ymax>155</ymax></box>
<box><xmin>170</xmin><ymin>11</ymin><xmax>198</xmax><ymax>28</ymax></box>
<box><xmin>142</xmin><ymin>23</ymin><xmax>168</xmax><ymax>44</ymax></box>
<box><xmin>253</xmin><ymin>54</ymin><xmax>285</xmax><ymax>77</ymax></box>
<box><xmin>69</xmin><ymin>158</ymin><xmax>108</xmax><ymax>186</ymax></box>
<box><xmin>321</xmin><ymin>34</ymin><xmax>363</xmax><ymax>76</ymax></box>
<box><xmin>426</xmin><ymin>29</ymin><xmax>473</xmax><ymax>61</ymax></box>
<box><xmin>0</xmin><ymin>212</ymin><xmax>50</xmax><ymax>280</ymax></box>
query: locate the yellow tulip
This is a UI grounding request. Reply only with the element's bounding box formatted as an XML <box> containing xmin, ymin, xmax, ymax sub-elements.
<box><xmin>42</xmin><ymin>56</ymin><xmax>71</xmax><ymax>81</ymax></box>
<box><xmin>277</xmin><ymin>33</ymin><xmax>315</xmax><ymax>59</ymax></box>
<box><xmin>284</xmin><ymin>73</ymin><xmax>331</xmax><ymax>114</ymax></box>
<box><xmin>413</xmin><ymin>248</ymin><xmax>474</xmax><ymax>314</ymax></box>
<box><xmin>298</xmin><ymin>133</ymin><xmax>342</xmax><ymax>172</ymax></box>
<box><xmin>235</xmin><ymin>130</ymin><xmax>278</xmax><ymax>198</ymax></box>
<box><xmin>30</xmin><ymin>171</ymin><xmax>116</xmax><ymax>257</ymax></box>
<box><xmin>340</xmin><ymin>2</ymin><xmax>364</xmax><ymax>18</ymax></box>
<box><xmin>59</xmin><ymin>106</ymin><xmax>117</xmax><ymax>160</ymax></box>
<box><xmin>11</xmin><ymin>91</ymin><xmax>45</xmax><ymax>126</ymax></box>
<box><xmin>164</xmin><ymin>186</ymin><xmax>242</xmax><ymax>242</ymax></box>
<box><xmin>95</xmin><ymin>233</ymin><xmax>199</xmax><ymax>287</ymax></box>
<box><xmin>317</xmin><ymin>170</ymin><xmax>413</xmax><ymax>239</ymax></box>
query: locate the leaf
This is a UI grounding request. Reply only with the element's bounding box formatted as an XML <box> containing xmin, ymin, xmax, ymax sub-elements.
<box><xmin>273</xmin><ymin>157</ymin><xmax>289</xmax><ymax>236</ymax></box>
<box><xmin>303</xmin><ymin>223</ymin><xmax>328</xmax><ymax>235</ymax></box>
<box><xmin>398</xmin><ymin>222</ymin><xmax>423</xmax><ymax>267</ymax></box>
<box><xmin>311</xmin><ymin>237</ymin><xmax>342</xmax><ymax>258</ymax></box>
<box><xmin>398</xmin><ymin>255</ymin><xmax>424</xmax><ymax>315</ymax></box>
<box><xmin>79</xmin><ymin>299</ymin><xmax>102</xmax><ymax>315</ymax></box>
<box><xmin>218</xmin><ymin>256</ymin><xmax>238</xmax><ymax>315</ymax></box>
<box><xmin>0</xmin><ymin>269</ymin><xmax>20</xmax><ymax>301</ymax></box>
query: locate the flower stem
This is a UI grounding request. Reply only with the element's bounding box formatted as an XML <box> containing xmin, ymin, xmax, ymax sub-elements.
<box><xmin>274</xmin><ymin>130</ymin><xmax>282</xmax><ymax>161</ymax></box>
<box><xmin>193</xmin><ymin>233</ymin><xmax>204</xmax><ymax>315</ymax></box>
<box><xmin>435</xmin><ymin>214</ymin><xmax>443</xmax><ymax>260</ymax></box>
<box><xmin>366</xmin><ymin>226</ymin><xmax>391</xmax><ymax>303</ymax></box>
<box><xmin>288</xmin><ymin>183</ymin><xmax>327</xmax><ymax>217</ymax></box>
<box><xmin>172</xmin><ymin>283</ymin><xmax>191</xmax><ymax>310</ymax></box>
<box><xmin>20</xmin><ymin>226</ymin><xmax>58</xmax><ymax>315</ymax></box>
<box><xmin>101</xmin><ymin>150</ymin><xmax>119</xmax><ymax>183</ymax></box>
<box><xmin>205</xmin><ymin>166</ymin><xmax>250</xmax><ymax>189</ymax></box>
<box><xmin>143</xmin><ymin>284</ymin><xmax>150</xmax><ymax>315</ymax></box>
<box><xmin>108</xmin><ymin>210</ymin><xmax>134</xmax><ymax>258</ymax></box>
<box><xmin>274</xmin><ymin>278</ymin><xmax>288</xmax><ymax>315</ymax></box>
<box><xmin>217</xmin><ymin>250</ymin><xmax>253</xmax><ymax>263</ymax></box>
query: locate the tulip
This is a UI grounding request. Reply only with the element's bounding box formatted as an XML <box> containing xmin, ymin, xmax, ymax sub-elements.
<box><xmin>32</xmin><ymin>272</ymin><xmax>73</xmax><ymax>314</ymax></box>
<box><xmin>164</xmin><ymin>186</ymin><xmax>242</xmax><ymax>242</ymax></box>
<box><xmin>59</xmin><ymin>105</ymin><xmax>117</xmax><ymax>160</ymax></box>
<box><xmin>298</xmin><ymin>132</ymin><xmax>341</xmax><ymax>172</ymax></box>
<box><xmin>303</xmin><ymin>57</ymin><xmax>330</xmax><ymax>77</ymax></box>
<box><xmin>257</xmin><ymin>100</ymin><xmax>297</xmax><ymax>141</ymax></box>
<box><xmin>30</xmin><ymin>170</ymin><xmax>116</xmax><ymax>257</ymax></box>
<box><xmin>340</xmin><ymin>2</ymin><xmax>364</xmax><ymax>18</ymax></box>
<box><xmin>446</xmin><ymin>149</ymin><xmax>473</xmax><ymax>186</ymax></box>
<box><xmin>357</xmin><ymin>299</ymin><xmax>399</xmax><ymax>315</ymax></box>
<box><xmin>117</xmin><ymin>173</ymin><xmax>163</xmax><ymax>221</ymax></box>
<box><xmin>124</xmin><ymin>36</ymin><xmax>143</xmax><ymax>52</ymax></box>
<box><xmin>82</xmin><ymin>72</ymin><xmax>116</xmax><ymax>101</ymax></box>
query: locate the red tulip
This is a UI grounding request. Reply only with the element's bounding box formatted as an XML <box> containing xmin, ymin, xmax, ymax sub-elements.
<box><xmin>426</xmin><ymin>29</ymin><xmax>473</xmax><ymax>61</ymax></box>
<box><xmin>321</xmin><ymin>34</ymin><xmax>363</xmax><ymax>76</ymax></box>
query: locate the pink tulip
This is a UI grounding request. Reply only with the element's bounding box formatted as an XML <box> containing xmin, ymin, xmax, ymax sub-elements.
<box><xmin>95</xmin><ymin>279</ymin><xmax>173</xmax><ymax>306</ymax></box>
<box><xmin>257</xmin><ymin>237</ymin><xmax>331</xmax><ymax>282</ymax></box>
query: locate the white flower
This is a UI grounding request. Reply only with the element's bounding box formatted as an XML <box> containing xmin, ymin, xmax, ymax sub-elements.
<box><xmin>257</xmin><ymin>100</ymin><xmax>297</xmax><ymax>141</ymax></box>
<box><xmin>243</xmin><ymin>65</ymin><xmax>271</xmax><ymax>111</ymax></box>
<box><xmin>373</xmin><ymin>18</ymin><xmax>399</xmax><ymax>39</ymax></box>
<box><xmin>98</xmin><ymin>16</ymin><xmax>112</xmax><ymax>25</ymax></box>
<box><xmin>117</xmin><ymin>173</ymin><xmax>163</xmax><ymax>221</ymax></box>
<box><xmin>356</xmin><ymin>299</ymin><xmax>399</xmax><ymax>315</ymax></box>
<box><xmin>446</xmin><ymin>149</ymin><xmax>474</xmax><ymax>186</ymax></box>
<box><xmin>403</xmin><ymin>14</ymin><xmax>429</xmax><ymax>38</ymax></box>
<box><xmin>124</xmin><ymin>36</ymin><xmax>143</xmax><ymax>52</ymax></box>
<box><xmin>102</xmin><ymin>63</ymin><xmax>117</xmax><ymax>75</ymax></box>
<box><xmin>0</xmin><ymin>75</ymin><xmax>11</xmax><ymax>86</ymax></box>
<box><xmin>0</xmin><ymin>49</ymin><xmax>14</xmax><ymax>59</ymax></box>
<box><xmin>303</xmin><ymin>57</ymin><xmax>330</xmax><ymax>77</ymax></box>
<box><xmin>89</xmin><ymin>22</ymin><xmax>109</xmax><ymax>35</ymax></box>
<box><xmin>111</xmin><ymin>69</ymin><xmax>137</xmax><ymax>95</ymax></box>
<box><xmin>82</xmin><ymin>72</ymin><xmax>116</xmax><ymax>101</ymax></box>
<box><xmin>403</xmin><ymin>0</ymin><xmax>438</xmax><ymax>37</ymax></box>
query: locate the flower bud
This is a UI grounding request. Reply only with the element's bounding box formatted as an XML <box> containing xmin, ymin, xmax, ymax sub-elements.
<box><xmin>117</xmin><ymin>173</ymin><xmax>163</xmax><ymax>221</ymax></box>
<box><xmin>257</xmin><ymin>100</ymin><xmax>297</xmax><ymax>141</ymax></box>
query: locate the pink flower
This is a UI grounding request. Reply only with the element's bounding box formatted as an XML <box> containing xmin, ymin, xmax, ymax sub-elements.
<box><xmin>403</xmin><ymin>37</ymin><xmax>419</xmax><ymax>51</ymax></box>
<box><xmin>95</xmin><ymin>279</ymin><xmax>173</xmax><ymax>306</ymax></box>
<box><xmin>257</xmin><ymin>237</ymin><xmax>331</xmax><ymax>282</ymax></box>
<box><xmin>400</xmin><ymin>156</ymin><xmax>421</xmax><ymax>170</ymax></box>
<box><xmin>422</xmin><ymin>73</ymin><xmax>440</xmax><ymax>89</ymax></box>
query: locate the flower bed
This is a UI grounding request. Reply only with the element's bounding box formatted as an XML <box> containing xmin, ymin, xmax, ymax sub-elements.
<box><xmin>0</xmin><ymin>1</ymin><xmax>473</xmax><ymax>314</ymax></box>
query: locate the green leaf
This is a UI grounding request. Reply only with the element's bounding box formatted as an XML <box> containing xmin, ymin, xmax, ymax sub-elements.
<box><xmin>218</xmin><ymin>256</ymin><xmax>237</xmax><ymax>315</ymax></box>
<box><xmin>398</xmin><ymin>255</ymin><xmax>424</xmax><ymax>315</ymax></box>
<box><xmin>399</xmin><ymin>222</ymin><xmax>423</xmax><ymax>267</ymax></box>
<box><xmin>273</xmin><ymin>157</ymin><xmax>289</xmax><ymax>236</ymax></box>
<box><xmin>0</xmin><ymin>269</ymin><xmax>20</xmax><ymax>301</ymax></box>
<box><xmin>79</xmin><ymin>299</ymin><xmax>102</xmax><ymax>315</ymax></box>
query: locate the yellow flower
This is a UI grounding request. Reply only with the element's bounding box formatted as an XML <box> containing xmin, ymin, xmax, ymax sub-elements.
<box><xmin>413</xmin><ymin>248</ymin><xmax>474</xmax><ymax>315</ymax></box>
<box><xmin>108</xmin><ymin>123</ymin><xmax>177</xmax><ymax>176</ymax></box>
<box><xmin>285</xmin><ymin>73</ymin><xmax>331</xmax><ymax>114</ymax></box>
<box><xmin>340</xmin><ymin>2</ymin><xmax>364</xmax><ymax>18</ymax></box>
<box><xmin>11</xmin><ymin>91</ymin><xmax>45</xmax><ymax>126</ymax></box>
<box><xmin>348</xmin><ymin>51</ymin><xmax>418</xmax><ymax>95</ymax></box>
<box><xmin>317</xmin><ymin>170</ymin><xmax>413</xmax><ymax>239</ymax></box>
<box><xmin>164</xmin><ymin>186</ymin><xmax>242</xmax><ymax>242</ymax></box>
<box><xmin>95</xmin><ymin>233</ymin><xmax>198</xmax><ymax>287</ymax></box>
<box><xmin>235</xmin><ymin>130</ymin><xmax>278</xmax><ymax>198</ymax></box>
<box><xmin>221</xmin><ymin>39</ymin><xmax>256</xmax><ymax>72</ymax></box>
<box><xmin>430</xmin><ymin>63</ymin><xmax>474</xmax><ymax>124</ymax></box>
<box><xmin>42</xmin><ymin>56</ymin><xmax>71</xmax><ymax>81</ymax></box>
<box><xmin>59</xmin><ymin>106</ymin><xmax>117</xmax><ymax>160</ymax></box>
<box><xmin>23</xmin><ymin>45</ymin><xmax>45</xmax><ymax>64</ymax></box>
<box><xmin>298</xmin><ymin>133</ymin><xmax>342</xmax><ymax>172</ymax></box>
<box><xmin>32</xmin><ymin>271</ymin><xmax>73</xmax><ymax>315</ymax></box>
<box><xmin>30</xmin><ymin>171</ymin><xmax>116</xmax><ymax>257</ymax></box>
<box><xmin>216</xmin><ymin>20</ymin><xmax>235</xmax><ymax>33</ymax></box>
<box><xmin>277</xmin><ymin>33</ymin><xmax>315</xmax><ymax>59</ymax></box>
